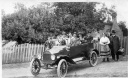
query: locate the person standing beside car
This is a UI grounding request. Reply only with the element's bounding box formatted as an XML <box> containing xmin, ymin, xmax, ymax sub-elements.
<box><xmin>99</xmin><ymin>33</ymin><xmax>110</xmax><ymax>62</ymax></box>
<box><xmin>106</xmin><ymin>30</ymin><xmax>113</xmax><ymax>55</ymax></box>
<box><xmin>111</xmin><ymin>30</ymin><xmax>120</xmax><ymax>61</ymax></box>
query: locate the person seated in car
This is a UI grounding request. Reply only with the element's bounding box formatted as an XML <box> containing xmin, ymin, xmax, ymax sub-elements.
<box><xmin>78</xmin><ymin>34</ymin><xmax>83</xmax><ymax>40</ymax></box>
<box><xmin>45</xmin><ymin>37</ymin><xmax>53</xmax><ymax>50</ymax></box>
<box><xmin>84</xmin><ymin>32</ymin><xmax>93</xmax><ymax>43</ymax></box>
<box><xmin>78</xmin><ymin>34</ymin><xmax>86</xmax><ymax>44</ymax></box>
<box><xmin>70</xmin><ymin>32</ymin><xmax>81</xmax><ymax>46</ymax></box>
<box><xmin>67</xmin><ymin>32</ymin><xmax>73</xmax><ymax>45</ymax></box>
<box><xmin>61</xmin><ymin>31</ymin><xmax>67</xmax><ymax>39</ymax></box>
<box><xmin>57</xmin><ymin>31</ymin><xmax>67</xmax><ymax>45</ymax></box>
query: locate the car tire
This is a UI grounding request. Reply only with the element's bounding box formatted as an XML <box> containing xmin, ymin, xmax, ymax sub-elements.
<box><xmin>89</xmin><ymin>51</ymin><xmax>98</xmax><ymax>67</ymax></box>
<box><xmin>30</xmin><ymin>58</ymin><xmax>41</xmax><ymax>76</ymax></box>
<box><xmin>57</xmin><ymin>59</ymin><xmax>68</xmax><ymax>78</ymax></box>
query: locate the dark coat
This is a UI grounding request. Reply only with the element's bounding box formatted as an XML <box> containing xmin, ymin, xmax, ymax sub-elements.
<box><xmin>111</xmin><ymin>35</ymin><xmax>120</xmax><ymax>53</ymax></box>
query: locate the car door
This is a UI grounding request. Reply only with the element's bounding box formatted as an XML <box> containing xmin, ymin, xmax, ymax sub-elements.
<box><xmin>68</xmin><ymin>44</ymin><xmax>82</xmax><ymax>59</ymax></box>
<box><xmin>69</xmin><ymin>41</ymin><xmax>94</xmax><ymax>59</ymax></box>
<box><xmin>68</xmin><ymin>39</ymin><xmax>87</xmax><ymax>58</ymax></box>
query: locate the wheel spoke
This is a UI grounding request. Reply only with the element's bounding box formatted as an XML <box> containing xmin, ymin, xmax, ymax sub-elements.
<box><xmin>32</xmin><ymin>60</ymin><xmax>40</xmax><ymax>72</ymax></box>
<box><xmin>92</xmin><ymin>54</ymin><xmax>96</xmax><ymax>63</ymax></box>
<box><xmin>92</xmin><ymin>54</ymin><xmax>95</xmax><ymax>63</ymax></box>
<box><xmin>60</xmin><ymin>61</ymin><xmax>66</xmax><ymax>76</ymax></box>
<box><xmin>62</xmin><ymin>62</ymin><xmax>65</xmax><ymax>75</ymax></box>
<box><xmin>30</xmin><ymin>59</ymin><xmax>41</xmax><ymax>76</ymax></box>
<box><xmin>60</xmin><ymin>64</ymin><xmax>63</xmax><ymax>76</ymax></box>
<box><xmin>57</xmin><ymin>59</ymin><xmax>68</xmax><ymax>77</ymax></box>
<box><xmin>90</xmin><ymin>52</ymin><xmax>97</xmax><ymax>65</ymax></box>
<box><xmin>89</xmin><ymin>52</ymin><xmax>98</xmax><ymax>67</ymax></box>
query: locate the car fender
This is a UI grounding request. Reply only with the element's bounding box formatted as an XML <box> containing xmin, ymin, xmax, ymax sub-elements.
<box><xmin>32</xmin><ymin>55</ymin><xmax>41</xmax><ymax>59</ymax></box>
<box><xmin>31</xmin><ymin>55</ymin><xmax>42</xmax><ymax>65</ymax></box>
<box><xmin>92</xmin><ymin>49</ymin><xmax>99</xmax><ymax>56</ymax></box>
<box><xmin>55</xmin><ymin>55</ymin><xmax>74</xmax><ymax>64</ymax></box>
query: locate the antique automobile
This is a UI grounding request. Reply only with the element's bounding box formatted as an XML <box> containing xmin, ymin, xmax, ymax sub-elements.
<box><xmin>30</xmin><ymin>37</ymin><xmax>100</xmax><ymax>78</ymax></box>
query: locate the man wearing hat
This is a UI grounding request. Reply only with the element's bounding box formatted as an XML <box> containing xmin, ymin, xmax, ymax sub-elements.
<box><xmin>111</xmin><ymin>30</ymin><xmax>120</xmax><ymax>61</ymax></box>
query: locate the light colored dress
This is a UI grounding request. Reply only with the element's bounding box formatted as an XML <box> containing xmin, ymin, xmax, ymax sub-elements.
<box><xmin>99</xmin><ymin>36</ymin><xmax>110</xmax><ymax>57</ymax></box>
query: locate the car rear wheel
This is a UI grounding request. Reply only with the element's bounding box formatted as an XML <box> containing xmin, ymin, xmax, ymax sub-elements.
<box><xmin>89</xmin><ymin>51</ymin><xmax>98</xmax><ymax>67</ymax></box>
<box><xmin>57</xmin><ymin>59</ymin><xmax>68</xmax><ymax>78</ymax></box>
<box><xmin>30</xmin><ymin>58</ymin><xmax>41</xmax><ymax>76</ymax></box>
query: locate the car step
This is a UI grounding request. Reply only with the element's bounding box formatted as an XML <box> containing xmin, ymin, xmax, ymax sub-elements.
<box><xmin>41</xmin><ymin>65</ymin><xmax>57</xmax><ymax>69</ymax></box>
<box><xmin>72</xmin><ymin>57</ymin><xmax>84</xmax><ymax>62</ymax></box>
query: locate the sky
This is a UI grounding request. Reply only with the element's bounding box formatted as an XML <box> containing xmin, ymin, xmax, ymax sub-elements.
<box><xmin>1</xmin><ymin>0</ymin><xmax>128</xmax><ymax>28</ymax></box>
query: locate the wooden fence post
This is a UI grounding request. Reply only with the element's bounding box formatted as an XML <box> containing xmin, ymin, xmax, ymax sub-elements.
<box><xmin>6</xmin><ymin>52</ymin><xmax>8</xmax><ymax>64</ymax></box>
<box><xmin>38</xmin><ymin>44</ymin><xmax>40</xmax><ymax>55</ymax></box>
<box><xmin>30</xmin><ymin>44</ymin><xmax>34</xmax><ymax>61</ymax></box>
<box><xmin>126</xmin><ymin>37</ymin><xmax>128</xmax><ymax>55</ymax></box>
<box><xmin>11</xmin><ymin>46</ymin><xmax>15</xmax><ymax>63</ymax></box>
<box><xmin>124</xmin><ymin>37</ymin><xmax>126</xmax><ymax>55</ymax></box>
<box><xmin>18</xmin><ymin>44</ymin><xmax>20</xmax><ymax>63</ymax></box>
<box><xmin>17</xmin><ymin>45</ymin><xmax>20</xmax><ymax>63</ymax></box>
<box><xmin>22</xmin><ymin>44</ymin><xmax>25</xmax><ymax>63</ymax></box>
<box><xmin>14</xmin><ymin>45</ymin><xmax>17</xmax><ymax>63</ymax></box>
<box><xmin>9</xmin><ymin>53</ymin><xmax>12</xmax><ymax>64</ymax></box>
<box><xmin>2</xmin><ymin>53</ymin><xmax>5</xmax><ymax>64</ymax></box>
<box><xmin>25</xmin><ymin>43</ymin><xmax>28</xmax><ymax>62</ymax></box>
<box><xmin>18</xmin><ymin>44</ymin><xmax>21</xmax><ymax>63</ymax></box>
<box><xmin>8</xmin><ymin>52</ymin><xmax>10</xmax><ymax>64</ymax></box>
<box><xmin>4</xmin><ymin>53</ymin><xmax>6</xmax><ymax>64</ymax></box>
<box><xmin>5</xmin><ymin>54</ymin><xmax>7</xmax><ymax>64</ymax></box>
<box><xmin>28</xmin><ymin>44</ymin><xmax>31</xmax><ymax>62</ymax></box>
<box><xmin>34</xmin><ymin>44</ymin><xmax>37</xmax><ymax>55</ymax></box>
<box><xmin>20</xmin><ymin>44</ymin><xmax>23</xmax><ymax>63</ymax></box>
<box><xmin>35</xmin><ymin>45</ymin><xmax>38</xmax><ymax>55</ymax></box>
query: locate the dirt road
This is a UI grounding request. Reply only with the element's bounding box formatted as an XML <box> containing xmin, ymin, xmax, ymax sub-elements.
<box><xmin>2</xmin><ymin>55</ymin><xmax>128</xmax><ymax>78</ymax></box>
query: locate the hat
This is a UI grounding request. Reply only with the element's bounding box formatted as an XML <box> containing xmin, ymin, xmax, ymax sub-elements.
<box><xmin>112</xmin><ymin>30</ymin><xmax>116</xmax><ymax>33</ymax></box>
<box><xmin>74</xmin><ymin>32</ymin><xmax>76</xmax><ymax>34</ymax></box>
<box><xmin>62</xmin><ymin>31</ymin><xmax>66</xmax><ymax>34</ymax></box>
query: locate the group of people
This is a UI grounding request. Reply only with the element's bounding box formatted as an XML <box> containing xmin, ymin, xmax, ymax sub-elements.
<box><xmin>46</xmin><ymin>31</ymin><xmax>89</xmax><ymax>47</ymax></box>
<box><xmin>99</xmin><ymin>30</ymin><xmax>120</xmax><ymax>62</ymax></box>
<box><xmin>45</xmin><ymin>30</ymin><xmax>121</xmax><ymax>61</ymax></box>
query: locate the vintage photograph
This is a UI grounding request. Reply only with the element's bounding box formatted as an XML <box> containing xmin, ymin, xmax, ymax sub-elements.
<box><xmin>1</xmin><ymin>0</ymin><xmax>128</xmax><ymax>78</ymax></box>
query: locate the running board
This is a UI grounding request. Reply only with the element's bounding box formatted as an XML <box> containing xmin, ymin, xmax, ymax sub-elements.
<box><xmin>41</xmin><ymin>65</ymin><xmax>57</xmax><ymax>69</ymax></box>
<box><xmin>72</xmin><ymin>57</ymin><xmax>84</xmax><ymax>62</ymax></box>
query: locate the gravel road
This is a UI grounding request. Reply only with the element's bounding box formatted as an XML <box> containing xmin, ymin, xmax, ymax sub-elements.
<box><xmin>2</xmin><ymin>55</ymin><xmax>128</xmax><ymax>78</ymax></box>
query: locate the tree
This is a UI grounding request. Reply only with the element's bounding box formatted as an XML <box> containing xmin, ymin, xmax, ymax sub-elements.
<box><xmin>2</xmin><ymin>3</ymin><xmax>55</xmax><ymax>44</ymax></box>
<box><xmin>2</xmin><ymin>2</ymin><xmax>119</xmax><ymax>44</ymax></box>
<box><xmin>53</xmin><ymin>2</ymin><xmax>115</xmax><ymax>33</ymax></box>
<box><xmin>118</xmin><ymin>21</ymin><xmax>128</xmax><ymax>36</ymax></box>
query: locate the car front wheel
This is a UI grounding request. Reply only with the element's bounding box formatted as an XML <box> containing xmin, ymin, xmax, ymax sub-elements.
<box><xmin>30</xmin><ymin>58</ymin><xmax>41</xmax><ymax>76</ymax></box>
<box><xmin>89</xmin><ymin>51</ymin><xmax>98</xmax><ymax>67</ymax></box>
<box><xmin>57</xmin><ymin>59</ymin><xmax>68</xmax><ymax>78</ymax></box>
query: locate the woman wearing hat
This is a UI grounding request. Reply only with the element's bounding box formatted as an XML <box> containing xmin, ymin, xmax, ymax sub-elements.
<box><xmin>99</xmin><ymin>33</ymin><xmax>111</xmax><ymax>62</ymax></box>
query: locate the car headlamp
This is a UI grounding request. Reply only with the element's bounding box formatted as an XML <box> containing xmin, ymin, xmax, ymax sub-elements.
<box><xmin>38</xmin><ymin>55</ymin><xmax>41</xmax><ymax>59</ymax></box>
<box><xmin>51</xmin><ymin>54</ymin><xmax>55</xmax><ymax>60</ymax></box>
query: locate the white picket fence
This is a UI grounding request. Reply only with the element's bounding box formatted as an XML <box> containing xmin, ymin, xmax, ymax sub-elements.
<box><xmin>2</xmin><ymin>43</ymin><xmax>44</xmax><ymax>64</ymax></box>
<box><xmin>2</xmin><ymin>37</ymin><xmax>128</xmax><ymax>64</ymax></box>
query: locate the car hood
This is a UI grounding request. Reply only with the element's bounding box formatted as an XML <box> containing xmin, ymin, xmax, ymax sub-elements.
<box><xmin>48</xmin><ymin>46</ymin><xmax>67</xmax><ymax>54</ymax></box>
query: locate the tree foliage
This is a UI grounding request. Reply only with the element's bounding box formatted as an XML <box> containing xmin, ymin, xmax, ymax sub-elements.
<box><xmin>118</xmin><ymin>21</ymin><xmax>128</xmax><ymax>36</ymax></box>
<box><xmin>2</xmin><ymin>2</ymin><xmax>118</xmax><ymax>44</ymax></box>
